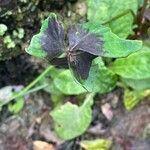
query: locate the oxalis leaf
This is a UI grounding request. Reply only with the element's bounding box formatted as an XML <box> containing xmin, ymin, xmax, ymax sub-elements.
<box><xmin>26</xmin><ymin>13</ymin><xmax>65</xmax><ymax>59</ymax></box>
<box><xmin>26</xmin><ymin>13</ymin><xmax>142</xmax><ymax>81</ymax></box>
<box><xmin>111</xmin><ymin>50</ymin><xmax>150</xmax><ymax>79</ymax></box>
<box><xmin>68</xmin><ymin>22</ymin><xmax>142</xmax><ymax>58</ymax></box>
<box><xmin>87</xmin><ymin>0</ymin><xmax>138</xmax><ymax>38</ymax></box>
<box><xmin>79</xmin><ymin>57</ymin><xmax>117</xmax><ymax>93</ymax></box>
<box><xmin>67</xmin><ymin>22</ymin><xmax>142</xmax><ymax>80</ymax></box>
<box><xmin>50</xmin><ymin>93</ymin><xmax>95</xmax><ymax>140</ymax></box>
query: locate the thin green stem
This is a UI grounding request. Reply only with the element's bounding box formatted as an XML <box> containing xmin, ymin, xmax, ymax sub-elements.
<box><xmin>23</xmin><ymin>83</ymin><xmax>48</xmax><ymax>96</ymax></box>
<box><xmin>1</xmin><ymin>83</ymin><xmax>49</xmax><ymax>107</ymax></box>
<box><xmin>10</xmin><ymin>66</ymin><xmax>52</xmax><ymax>100</ymax></box>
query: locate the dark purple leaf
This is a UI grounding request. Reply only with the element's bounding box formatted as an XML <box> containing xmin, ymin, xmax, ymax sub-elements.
<box><xmin>68</xmin><ymin>24</ymin><xmax>103</xmax><ymax>56</ymax></box>
<box><xmin>42</xmin><ymin>15</ymin><xmax>65</xmax><ymax>60</ymax></box>
<box><xmin>68</xmin><ymin>51</ymin><xmax>96</xmax><ymax>80</ymax></box>
<box><xmin>50</xmin><ymin>57</ymin><xmax>68</xmax><ymax>69</ymax></box>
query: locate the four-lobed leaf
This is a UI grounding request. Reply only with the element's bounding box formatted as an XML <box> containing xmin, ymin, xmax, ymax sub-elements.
<box><xmin>50</xmin><ymin>93</ymin><xmax>95</xmax><ymax>140</ymax></box>
<box><xmin>26</xmin><ymin>14</ymin><xmax>142</xmax><ymax>81</ymax></box>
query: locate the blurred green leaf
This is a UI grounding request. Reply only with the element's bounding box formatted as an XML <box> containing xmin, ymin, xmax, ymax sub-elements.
<box><xmin>54</xmin><ymin>70</ymin><xmax>86</xmax><ymax>95</ymax></box>
<box><xmin>80</xmin><ymin>139</ymin><xmax>112</xmax><ymax>150</ymax></box>
<box><xmin>50</xmin><ymin>93</ymin><xmax>95</xmax><ymax>140</ymax></box>
<box><xmin>0</xmin><ymin>24</ymin><xmax>7</xmax><ymax>36</ymax></box>
<box><xmin>108</xmin><ymin>11</ymin><xmax>134</xmax><ymax>38</ymax></box>
<box><xmin>122</xmin><ymin>78</ymin><xmax>150</xmax><ymax>90</ymax></box>
<box><xmin>124</xmin><ymin>90</ymin><xmax>144</xmax><ymax>110</ymax></box>
<box><xmin>124</xmin><ymin>89</ymin><xmax>150</xmax><ymax>110</ymax></box>
<box><xmin>49</xmin><ymin>81</ymin><xmax>65</xmax><ymax>106</ymax></box>
<box><xmin>138</xmin><ymin>0</ymin><xmax>144</xmax><ymax>7</ymax></box>
<box><xmin>111</xmin><ymin>51</ymin><xmax>150</xmax><ymax>79</ymax></box>
<box><xmin>87</xmin><ymin>0</ymin><xmax>138</xmax><ymax>38</ymax></box>
<box><xmin>80</xmin><ymin>57</ymin><xmax>117</xmax><ymax>93</ymax></box>
<box><xmin>0</xmin><ymin>85</ymin><xmax>23</xmax><ymax>108</ymax></box>
<box><xmin>37</xmin><ymin>66</ymin><xmax>66</xmax><ymax>106</ymax></box>
<box><xmin>8</xmin><ymin>97</ymin><xmax>24</xmax><ymax>114</ymax></box>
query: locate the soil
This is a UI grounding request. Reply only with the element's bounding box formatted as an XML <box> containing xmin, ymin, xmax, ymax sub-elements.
<box><xmin>0</xmin><ymin>0</ymin><xmax>150</xmax><ymax>150</ymax></box>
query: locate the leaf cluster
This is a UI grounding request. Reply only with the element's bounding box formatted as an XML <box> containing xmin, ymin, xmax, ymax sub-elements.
<box><xmin>23</xmin><ymin>0</ymin><xmax>150</xmax><ymax>142</ymax></box>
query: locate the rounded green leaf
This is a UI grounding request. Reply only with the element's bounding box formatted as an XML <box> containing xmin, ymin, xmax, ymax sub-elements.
<box><xmin>50</xmin><ymin>93</ymin><xmax>94</xmax><ymax>140</ymax></box>
<box><xmin>54</xmin><ymin>70</ymin><xmax>86</xmax><ymax>95</ymax></box>
<box><xmin>111</xmin><ymin>51</ymin><xmax>150</xmax><ymax>79</ymax></box>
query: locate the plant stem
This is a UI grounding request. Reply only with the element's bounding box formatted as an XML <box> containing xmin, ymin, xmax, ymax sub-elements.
<box><xmin>11</xmin><ymin>65</ymin><xmax>52</xmax><ymax>100</ymax></box>
<box><xmin>2</xmin><ymin>83</ymin><xmax>48</xmax><ymax>107</ymax></box>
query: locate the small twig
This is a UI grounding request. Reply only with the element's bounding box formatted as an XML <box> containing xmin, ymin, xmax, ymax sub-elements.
<box><xmin>137</xmin><ymin>0</ymin><xmax>149</xmax><ymax>37</ymax></box>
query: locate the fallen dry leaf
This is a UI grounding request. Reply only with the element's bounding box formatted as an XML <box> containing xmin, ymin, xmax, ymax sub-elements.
<box><xmin>101</xmin><ymin>103</ymin><xmax>113</xmax><ymax>121</ymax></box>
<box><xmin>33</xmin><ymin>141</ymin><xmax>55</xmax><ymax>150</ymax></box>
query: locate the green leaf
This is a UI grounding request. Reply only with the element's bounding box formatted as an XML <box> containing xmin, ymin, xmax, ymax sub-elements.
<box><xmin>26</xmin><ymin>33</ymin><xmax>47</xmax><ymax>58</ymax></box>
<box><xmin>0</xmin><ymin>85</ymin><xmax>23</xmax><ymax>108</ymax></box>
<box><xmin>25</xmin><ymin>16</ymin><xmax>49</xmax><ymax>58</ymax></box>
<box><xmin>87</xmin><ymin>0</ymin><xmax>138</xmax><ymax>38</ymax></box>
<box><xmin>0</xmin><ymin>24</ymin><xmax>7</xmax><ymax>36</ymax></box>
<box><xmin>80</xmin><ymin>139</ymin><xmax>112</xmax><ymax>150</ymax></box>
<box><xmin>83</xmin><ymin>23</ymin><xmax>142</xmax><ymax>58</ymax></box>
<box><xmin>138</xmin><ymin>0</ymin><xmax>144</xmax><ymax>7</ymax></box>
<box><xmin>54</xmin><ymin>70</ymin><xmax>86</xmax><ymax>95</ymax></box>
<box><xmin>124</xmin><ymin>89</ymin><xmax>150</xmax><ymax>110</ymax></box>
<box><xmin>111</xmin><ymin>51</ymin><xmax>150</xmax><ymax>79</ymax></box>
<box><xmin>122</xmin><ymin>78</ymin><xmax>150</xmax><ymax>90</ymax></box>
<box><xmin>50</xmin><ymin>93</ymin><xmax>95</xmax><ymax>140</ymax></box>
<box><xmin>108</xmin><ymin>11</ymin><xmax>134</xmax><ymax>38</ymax></box>
<box><xmin>80</xmin><ymin>57</ymin><xmax>117</xmax><ymax>93</ymax></box>
<box><xmin>26</xmin><ymin>13</ymin><xmax>64</xmax><ymax>59</ymax></box>
<box><xmin>8</xmin><ymin>97</ymin><xmax>24</xmax><ymax>114</ymax></box>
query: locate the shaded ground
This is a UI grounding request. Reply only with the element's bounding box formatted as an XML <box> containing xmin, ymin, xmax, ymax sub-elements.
<box><xmin>1</xmin><ymin>81</ymin><xmax>150</xmax><ymax>150</ymax></box>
